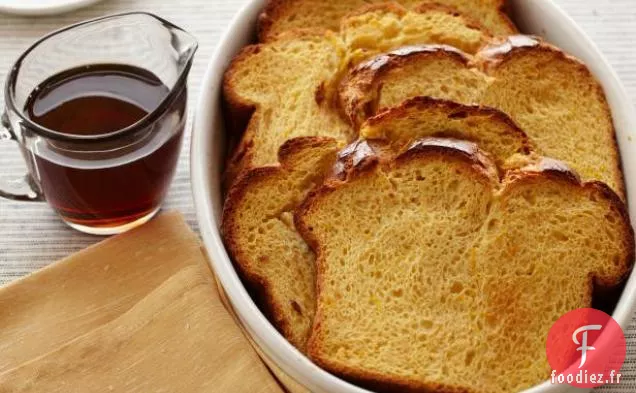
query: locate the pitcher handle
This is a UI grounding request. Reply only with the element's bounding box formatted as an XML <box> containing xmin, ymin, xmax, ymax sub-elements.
<box><xmin>0</xmin><ymin>113</ymin><xmax>44</xmax><ymax>202</ymax></box>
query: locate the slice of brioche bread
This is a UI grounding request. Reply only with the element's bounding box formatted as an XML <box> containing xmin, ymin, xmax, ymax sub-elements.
<box><xmin>222</xmin><ymin>137</ymin><xmax>340</xmax><ymax>350</ymax></box>
<box><xmin>296</xmin><ymin>138</ymin><xmax>634</xmax><ymax>393</ymax></box>
<box><xmin>469</xmin><ymin>157</ymin><xmax>632</xmax><ymax>391</ymax></box>
<box><xmin>477</xmin><ymin>36</ymin><xmax>625</xmax><ymax>198</ymax></box>
<box><xmin>340</xmin><ymin>45</ymin><xmax>488</xmax><ymax>127</ymax></box>
<box><xmin>341</xmin><ymin>3</ymin><xmax>490</xmax><ymax>66</ymax></box>
<box><xmin>361</xmin><ymin>97</ymin><xmax>534</xmax><ymax>168</ymax></box>
<box><xmin>339</xmin><ymin>38</ymin><xmax>625</xmax><ymax>197</ymax></box>
<box><xmin>223</xmin><ymin>31</ymin><xmax>352</xmax><ymax>182</ymax></box>
<box><xmin>258</xmin><ymin>0</ymin><xmax>517</xmax><ymax>42</ymax></box>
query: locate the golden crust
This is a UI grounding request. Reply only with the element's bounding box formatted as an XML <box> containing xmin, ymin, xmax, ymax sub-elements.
<box><xmin>474</xmin><ymin>35</ymin><xmax>592</xmax><ymax>75</ymax></box>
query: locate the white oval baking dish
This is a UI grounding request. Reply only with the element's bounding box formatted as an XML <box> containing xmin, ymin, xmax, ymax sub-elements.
<box><xmin>191</xmin><ymin>1</ymin><xmax>636</xmax><ymax>392</ymax></box>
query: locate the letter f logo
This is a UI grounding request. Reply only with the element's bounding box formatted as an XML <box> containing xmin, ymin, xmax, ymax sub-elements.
<box><xmin>572</xmin><ymin>325</ymin><xmax>602</xmax><ymax>368</ymax></box>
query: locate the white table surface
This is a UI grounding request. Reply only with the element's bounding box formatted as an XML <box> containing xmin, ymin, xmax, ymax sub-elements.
<box><xmin>0</xmin><ymin>0</ymin><xmax>635</xmax><ymax>391</ymax></box>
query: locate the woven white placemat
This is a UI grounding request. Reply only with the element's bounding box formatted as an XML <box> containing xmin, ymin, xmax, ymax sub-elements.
<box><xmin>0</xmin><ymin>0</ymin><xmax>634</xmax><ymax>391</ymax></box>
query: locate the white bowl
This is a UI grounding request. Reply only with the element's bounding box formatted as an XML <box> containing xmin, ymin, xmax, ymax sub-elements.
<box><xmin>191</xmin><ymin>1</ymin><xmax>636</xmax><ymax>392</ymax></box>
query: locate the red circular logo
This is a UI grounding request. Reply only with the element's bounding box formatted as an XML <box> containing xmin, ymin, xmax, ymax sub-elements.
<box><xmin>546</xmin><ymin>308</ymin><xmax>626</xmax><ymax>388</ymax></box>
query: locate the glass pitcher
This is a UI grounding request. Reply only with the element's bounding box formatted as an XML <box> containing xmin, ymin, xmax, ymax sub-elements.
<box><xmin>0</xmin><ymin>12</ymin><xmax>198</xmax><ymax>235</ymax></box>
